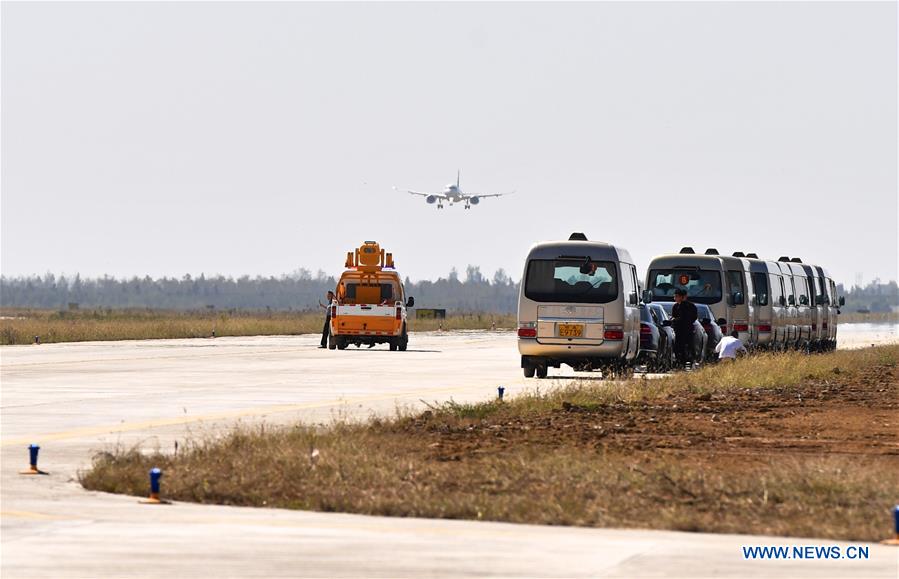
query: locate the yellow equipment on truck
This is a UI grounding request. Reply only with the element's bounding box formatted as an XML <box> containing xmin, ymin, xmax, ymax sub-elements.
<box><xmin>328</xmin><ymin>241</ymin><xmax>414</xmax><ymax>351</ymax></box>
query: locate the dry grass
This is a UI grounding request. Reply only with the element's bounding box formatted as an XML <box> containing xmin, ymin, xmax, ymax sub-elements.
<box><xmin>435</xmin><ymin>345</ymin><xmax>899</xmax><ymax>419</ymax></box>
<box><xmin>0</xmin><ymin>308</ymin><xmax>515</xmax><ymax>345</ymax></box>
<box><xmin>82</xmin><ymin>434</ymin><xmax>895</xmax><ymax>540</ymax></box>
<box><xmin>81</xmin><ymin>346</ymin><xmax>899</xmax><ymax>541</ymax></box>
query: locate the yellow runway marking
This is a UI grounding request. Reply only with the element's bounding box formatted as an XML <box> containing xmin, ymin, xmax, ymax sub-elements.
<box><xmin>0</xmin><ymin>510</ymin><xmax>79</xmax><ymax>521</ymax></box>
<box><xmin>0</xmin><ymin>384</ymin><xmax>481</xmax><ymax>447</ymax></box>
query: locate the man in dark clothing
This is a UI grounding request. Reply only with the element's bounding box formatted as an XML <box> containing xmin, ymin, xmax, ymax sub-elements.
<box><xmin>319</xmin><ymin>290</ymin><xmax>335</xmax><ymax>348</ymax></box>
<box><xmin>670</xmin><ymin>288</ymin><xmax>698</xmax><ymax>367</ymax></box>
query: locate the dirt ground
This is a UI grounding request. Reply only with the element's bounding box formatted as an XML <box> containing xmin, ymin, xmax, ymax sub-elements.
<box><xmin>410</xmin><ymin>363</ymin><xmax>898</xmax><ymax>462</ymax></box>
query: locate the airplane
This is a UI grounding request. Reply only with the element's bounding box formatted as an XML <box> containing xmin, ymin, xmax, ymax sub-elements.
<box><xmin>394</xmin><ymin>171</ymin><xmax>512</xmax><ymax>209</ymax></box>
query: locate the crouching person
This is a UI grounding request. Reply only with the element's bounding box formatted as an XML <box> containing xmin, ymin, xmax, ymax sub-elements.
<box><xmin>715</xmin><ymin>330</ymin><xmax>747</xmax><ymax>361</ymax></box>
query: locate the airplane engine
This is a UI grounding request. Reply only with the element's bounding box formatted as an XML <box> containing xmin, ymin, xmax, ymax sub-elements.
<box><xmin>426</xmin><ymin>195</ymin><xmax>437</xmax><ymax>204</ymax></box>
<box><xmin>469</xmin><ymin>196</ymin><xmax>480</xmax><ymax>205</ymax></box>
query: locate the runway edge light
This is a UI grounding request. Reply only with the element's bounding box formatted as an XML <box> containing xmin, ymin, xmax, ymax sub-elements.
<box><xmin>19</xmin><ymin>444</ymin><xmax>49</xmax><ymax>475</ymax></box>
<box><xmin>881</xmin><ymin>505</ymin><xmax>899</xmax><ymax>545</ymax></box>
<box><xmin>140</xmin><ymin>467</ymin><xmax>170</xmax><ymax>505</ymax></box>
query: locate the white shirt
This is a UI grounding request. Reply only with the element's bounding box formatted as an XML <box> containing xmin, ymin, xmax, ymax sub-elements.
<box><xmin>715</xmin><ymin>336</ymin><xmax>747</xmax><ymax>359</ymax></box>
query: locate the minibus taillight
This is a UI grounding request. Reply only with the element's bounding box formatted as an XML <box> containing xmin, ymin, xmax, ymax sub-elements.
<box><xmin>811</xmin><ymin>323</ymin><xmax>817</xmax><ymax>331</ymax></box>
<box><xmin>733</xmin><ymin>323</ymin><xmax>749</xmax><ymax>332</ymax></box>
<box><xmin>331</xmin><ymin>305</ymin><xmax>337</xmax><ymax>317</ymax></box>
<box><xmin>639</xmin><ymin>324</ymin><xmax>653</xmax><ymax>335</ymax></box>
<box><xmin>604</xmin><ymin>324</ymin><xmax>624</xmax><ymax>340</ymax></box>
<box><xmin>518</xmin><ymin>322</ymin><xmax>537</xmax><ymax>338</ymax></box>
<box><xmin>758</xmin><ymin>324</ymin><xmax>772</xmax><ymax>332</ymax></box>
<box><xmin>396</xmin><ymin>307</ymin><xmax>402</xmax><ymax>320</ymax></box>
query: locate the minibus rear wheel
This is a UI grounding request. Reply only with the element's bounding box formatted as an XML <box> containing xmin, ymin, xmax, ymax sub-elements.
<box><xmin>523</xmin><ymin>365</ymin><xmax>536</xmax><ymax>378</ymax></box>
<box><xmin>535</xmin><ymin>364</ymin><xmax>548</xmax><ymax>379</ymax></box>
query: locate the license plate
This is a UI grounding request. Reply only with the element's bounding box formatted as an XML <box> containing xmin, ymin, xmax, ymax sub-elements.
<box><xmin>558</xmin><ymin>323</ymin><xmax>584</xmax><ymax>338</ymax></box>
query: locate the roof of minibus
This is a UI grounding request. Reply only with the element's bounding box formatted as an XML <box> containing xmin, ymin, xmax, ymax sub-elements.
<box><xmin>744</xmin><ymin>257</ymin><xmax>782</xmax><ymax>274</ymax></box>
<box><xmin>646</xmin><ymin>253</ymin><xmax>724</xmax><ymax>270</ymax></box>
<box><xmin>526</xmin><ymin>240</ymin><xmax>633</xmax><ymax>264</ymax></box>
<box><xmin>814</xmin><ymin>264</ymin><xmax>832</xmax><ymax>280</ymax></box>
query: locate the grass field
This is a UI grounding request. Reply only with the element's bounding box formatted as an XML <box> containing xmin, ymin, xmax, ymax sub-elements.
<box><xmin>81</xmin><ymin>345</ymin><xmax>899</xmax><ymax>541</ymax></box>
<box><xmin>0</xmin><ymin>308</ymin><xmax>516</xmax><ymax>345</ymax></box>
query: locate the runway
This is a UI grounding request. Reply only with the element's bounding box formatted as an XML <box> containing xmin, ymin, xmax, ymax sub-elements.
<box><xmin>2</xmin><ymin>332</ymin><xmax>896</xmax><ymax>577</ymax></box>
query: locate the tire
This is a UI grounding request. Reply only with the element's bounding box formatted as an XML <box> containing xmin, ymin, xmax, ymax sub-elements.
<box><xmin>389</xmin><ymin>340</ymin><xmax>398</xmax><ymax>351</ymax></box>
<box><xmin>336</xmin><ymin>337</ymin><xmax>347</xmax><ymax>350</ymax></box>
<box><xmin>523</xmin><ymin>365</ymin><xmax>536</xmax><ymax>378</ymax></box>
<box><xmin>397</xmin><ymin>326</ymin><xmax>408</xmax><ymax>351</ymax></box>
<box><xmin>327</xmin><ymin>331</ymin><xmax>337</xmax><ymax>350</ymax></box>
<box><xmin>535</xmin><ymin>365</ymin><xmax>548</xmax><ymax>379</ymax></box>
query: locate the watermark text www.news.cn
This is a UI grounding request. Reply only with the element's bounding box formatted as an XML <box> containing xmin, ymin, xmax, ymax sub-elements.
<box><xmin>742</xmin><ymin>545</ymin><xmax>870</xmax><ymax>560</ymax></box>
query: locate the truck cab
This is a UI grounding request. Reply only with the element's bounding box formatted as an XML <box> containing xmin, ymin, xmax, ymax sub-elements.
<box><xmin>329</xmin><ymin>241</ymin><xmax>414</xmax><ymax>351</ymax></box>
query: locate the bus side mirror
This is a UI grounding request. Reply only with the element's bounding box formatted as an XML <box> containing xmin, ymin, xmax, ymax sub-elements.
<box><xmin>628</xmin><ymin>292</ymin><xmax>638</xmax><ymax>306</ymax></box>
<box><xmin>406</xmin><ymin>297</ymin><xmax>415</xmax><ymax>308</ymax></box>
<box><xmin>799</xmin><ymin>295</ymin><xmax>809</xmax><ymax>306</ymax></box>
<box><xmin>642</xmin><ymin>290</ymin><xmax>653</xmax><ymax>304</ymax></box>
<box><xmin>788</xmin><ymin>296</ymin><xmax>795</xmax><ymax>306</ymax></box>
<box><xmin>717</xmin><ymin>318</ymin><xmax>727</xmax><ymax>326</ymax></box>
<box><xmin>839</xmin><ymin>296</ymin><xmax>845</xmax><ymax>306</ymax></box>
<box><xmin>779</xmin><ymin>296</ymin><xmax>786</xmax><ymax>306</ymax></box>
<box><xmin>661</xmin><ymin>319</ymin><xmax>672</xmax><ymax>327</ymax></box>
<box><xmin>732</xmin><ymin>291</ymin><xmax>744</xmax><ymax>305</ymax></box>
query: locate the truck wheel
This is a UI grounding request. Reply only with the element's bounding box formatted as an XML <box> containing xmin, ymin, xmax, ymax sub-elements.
<box><xmin>389</xmin><ymin>340</ymin><xmax>398</xmax><ymax>351</ymax></box>
<box><xmin>536</xmin><ymin>364</ymin><xmax>548</xmax><ymax>379</ymax></box>
<box><xmin>398</xmin><ymin>326</ymin><xmax>408</xmax><ymax>351</ymax></box>
<box><xmin>523</xmin><ymin>365</ymin><xmax>536</xmax><ymax>378</ymax></box>
<box><xmin>336</xmin><ymin>337</ymin><xmax>348</xmax><ymax>350</ymax></box>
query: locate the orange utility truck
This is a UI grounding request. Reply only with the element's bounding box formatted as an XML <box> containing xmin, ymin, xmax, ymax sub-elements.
<box><xmin>329</xmin><ymin>241</ymin><xmax>414</xmax><ymax>351</ymax></box>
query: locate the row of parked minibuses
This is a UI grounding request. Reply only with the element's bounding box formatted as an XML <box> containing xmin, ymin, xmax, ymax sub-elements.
<box><xmin>517</xmin><ymin>233</ymin><xmax>845</xmax><ymax>378</ymax></box>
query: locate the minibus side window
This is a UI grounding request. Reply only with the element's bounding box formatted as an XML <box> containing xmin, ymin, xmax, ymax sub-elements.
<box><xmin>621</xmin><ymin>264</ymin><xmax>634</xmax><ymax>299</ymax></box>
<box><xmin>752</xmin><ymin>273</ymin><xmax>769</xmax><ymax>306</ymax></box>
<box><xmin>795</xmin><ymin>277</ymin><xmax>809</xmax><ymax>306</ymax></box>
<box><xmin>726</xmin><ymin>271</ymin><xmax>745</xmax><ymax>305</ymax></box>
<box><xmin>768</xmin><ymin>274</ymin><xmax>783</xmax><ymax>306</ymax></box>
<box><xmin>817</xmin><ymin>277</ymin><xmax>828</xmax><ymax>305</ymax></box>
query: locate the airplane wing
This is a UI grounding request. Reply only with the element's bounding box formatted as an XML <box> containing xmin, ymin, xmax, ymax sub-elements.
<box><xmin>393</xmin><ymin>186</ymin><xmax>448</xmax><ymax>200</ymax></box>
<box><xmin>465</xmin><ymin>191</ymin><xmax>516</xmax><ymax>199</ymax></box>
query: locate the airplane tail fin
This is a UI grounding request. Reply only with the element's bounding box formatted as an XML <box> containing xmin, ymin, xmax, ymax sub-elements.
<box><xmin>457</xmin><ymin>169</ymin><xmax>461</xmax><ymax>189</ymax></box>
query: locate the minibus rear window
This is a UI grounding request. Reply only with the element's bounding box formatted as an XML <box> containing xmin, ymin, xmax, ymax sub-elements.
<box><xmin>524</xmin><ymin>259</ymin><xmax>618</xmax><ymax>304</ymax></box>
<box><xmin>648</xmin><ymin>269</ymin><xmax>722</xmax><ymax>304</ymax></box>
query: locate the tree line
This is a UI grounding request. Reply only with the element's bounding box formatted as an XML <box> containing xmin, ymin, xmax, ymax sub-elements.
<box><xmin>0</xmin><ymin>265</ymin><xmax>521</xmax><ymax>313</ymax></box>
<box><xmin>2</xmin><ymin>269</ymin><xmax>895</xmax><ymax>315</ymax></box>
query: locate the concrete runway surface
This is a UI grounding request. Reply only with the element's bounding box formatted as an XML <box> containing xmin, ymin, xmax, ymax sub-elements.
<box><xmin>2</xmin><ymin>332</ymin><xmax>897</xmax><ymax>578</ymax></box>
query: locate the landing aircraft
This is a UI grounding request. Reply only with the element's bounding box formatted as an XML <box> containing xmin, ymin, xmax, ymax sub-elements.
<box><xmin>394</xmin><ymin>171</ymin><xmax>512</xmax><ymax>209</ymax></box>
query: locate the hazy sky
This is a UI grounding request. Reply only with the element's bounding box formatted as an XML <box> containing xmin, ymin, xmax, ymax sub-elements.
<box><xmin>2</xmin><ymin>2</ymin><xmax>896</xmax><ymax>286</ymax></box>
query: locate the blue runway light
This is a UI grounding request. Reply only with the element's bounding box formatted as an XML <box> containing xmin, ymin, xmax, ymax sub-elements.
<box><xmin>882</xmin><ymin>505</ymin><xmax>899</xmax><ymax>545</ymax></box>
<box><xmin>150</xmin><ymin>468</ymin><xmax>162</xmax><ymax>494</ymax></box>
<box><xmin>20</xmin><ymin>443</ymin><xmax>48</xmax><ymax>475</ymax></box>
<box><xmin>140</xmin><ymin>467</ymin><xmax>168</xmax><ymax>504</ymax></box>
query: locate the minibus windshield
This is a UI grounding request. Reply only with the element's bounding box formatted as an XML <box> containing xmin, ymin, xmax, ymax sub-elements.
<box><xmin>524</xmin><ymin>259</ymin><xmax>618</xmax><ymax>304</ymax></box>
<box><xmin>648</xmin><ymin>269</ymin><xmax>722</xmax><ymax>304</ymax></box>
